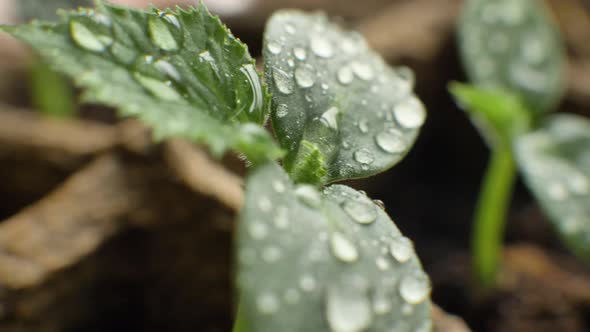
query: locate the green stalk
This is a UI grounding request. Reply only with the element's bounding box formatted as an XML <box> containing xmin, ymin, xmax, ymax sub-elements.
<box><xmin>472</xmin><ymin>144</ymin><xmax>516</xmax><ymax>289</ymax></box>
<box><xmin>231</xmin><ymin>303</ymin><xmax>248</xmax><ymax>332</ymax></box>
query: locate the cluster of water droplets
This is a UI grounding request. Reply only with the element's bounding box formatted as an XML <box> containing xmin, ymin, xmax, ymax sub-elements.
<box><xmin>461</xmin><ymin>0</ymin><xmax>558</xmax><ymax>97</ymax></box>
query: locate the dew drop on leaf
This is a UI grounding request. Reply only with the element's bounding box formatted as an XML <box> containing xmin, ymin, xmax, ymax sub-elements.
<box><xmin>353</xmin><ymin>148</ymin><xmax>375</xmax><ymax>165</ymax></box>
<box><xmin>276</xmin><ymin>103</ymin><xmax>289</xmax><ymax>118</ymax></box>
<box><xmin>337</xmin><ymin>66</ymin><xmax>354</xmax><ymax>85</ymax></box>
<box><xmin>375</xmin><ymin>130</ymin><xmax>407</xmax><ymax>154</ymax></box>
<box><xmin>249</xmin><ymin>222</ymin><xmax>269</xmax><ymax>240</ymax></box>
<box><xmin>375</xmin><ymin>256</ymin><xmax>390</xmax><ymax>271</ymax></box>
<box><xmin>133</xmin><ymin>72</ymin><xmax>181</xmax><ymax>101</ymax></box>
<box><xmin>239</xmin><ymin>64</ymin><xmax>264</xmax><ymax>114</ymax></box>
<box><xmin>320</xmin><ymin>106</ymin><xmax>339</xmax><ymax>130</ymax></box>
<box><xmin>294</xmin><ymin>185</ymin><xmax>322</xmax><ymax>208</ymax></box>
<box><xmin>273</xmin><ymin>206</ymin><xmax>289</xmax><ymax>229</ymax></box>
<box><xmin>326</xmin><ymin>280</ymin><xmax>372</xmax><ymax>332</ymax></box>
<box><xmin>351</xmin><ymin>61</ymin><xmax>374</xmax><ymax>81</ymax></box>
<box><xmin>295</xmin><ymin>64</ymin><xmax>316</xmax><ymax>88</ymax></box>
<box><xmin>273</xmin><ymin>68</ymin><xmax>294</xmax><ymax>95</ymax></box>
<box><xmin>394</xmin><ymin>96</ymin><xmax>426</xmax><ymax>129</ymax></box>
<box><xmin>267</xmin><ymin>41</ymin><xmax>282</xmax><ymax>55</ymax></box>
<box><xmin>257</xmin><ymin>293</ymin><xmax>280</xmax><ymax>314</ymax></box>
<box><xmin>310</xmin><ymin>35</ymin><xmax>334</xmax><ymax>58</ymax></box>
<box><xmin>155</xmin><ymin>59</ymin><xmax>181</xmax><ymax>81</ymax></box>
<box><xmin>343</xmin><ymin>199</ymin><xmax>377</xmax><ymax>225</ymax></box>
<box><xmin>399</xmin><ymin>271</ymin><xmax>430</xmax><ymax>304</ymax></box>
<box><xmin>293</xmin><ymin>47</ymin><xmax>307</xmax><ymax>60</ymax></box>
<box><xmin>299</xmin><ymin>274</ymin><xmax>317</xmax><ymax>292</ymax></box>
<box><xmin>389</xmin><ymin>236</ymin><xmax>413</xmax><ymax>263</ymax></box>
<box><xmin>70</xmin><ymin>20</ymin><xmax>110</xmax><ymax>52</ymax></box>
<box><xmin>330</xmin><ymin>232</ymin><xmax>360</xmax><ymax>263</ymax></box>
<box><xmin>148</xmin><ymin>16</ymin><xmax>179</xmax><ymax>51</ymax></box>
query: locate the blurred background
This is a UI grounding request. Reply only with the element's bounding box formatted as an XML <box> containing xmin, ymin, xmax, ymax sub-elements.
<box><xmin>1</xmin><ymin>0</ymin><xmax>590</xmax><ymax>331</ymax></box>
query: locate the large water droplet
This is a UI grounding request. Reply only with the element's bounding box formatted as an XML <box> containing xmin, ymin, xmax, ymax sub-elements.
<box><xmin>326</xmin><ymin>280</ymin><xmax>372</xmax><ymax>332</ymax></box>
<box><xmin>343</xmin><ymin>199</ymin><xmax>377</xmax><ymax>224</ymax></box>
<box><xmin>295</xmin><ymin>64</ymin><xmax>316</xmax><ymax>88</ymax></box>
<box><xmin>330</xmin><ymin>232</ymin><xmax>359</xmax><ymax>263</ymax></box>
<box><xmin>394</xmin><ymin>97</ymin><xmax>426</xmax><ymax>129</ymax></box>
<box><xmin>399</xmin><ymin>271</ymin><xmax>430</xmax><ymax>304</ymax></box>
<box><xmin>148</xmin><ymin>16</ymin><xmax>179</xmax><ymax>51</ymax></box>
<box><xmin>295</xmin><ymin>185</ymin><xmax>322</xmax><ymax>208</ymax></box>
<box><xmin>337</xmin><ymin>67</ymin><xmax>354</xmax><ymax>85</ymax></box>
<box><xmin>310</xmin><ymin>35</ymin><xmax>334</xmax><ymax>58</ymax></box>
<box><xmin>257</xmin><ymin>293</ymin><xmax>280</xmax><ymax>314</ymax></box>
<box><xmin>70</xmin><ymin>21</ymin><xmax>110</xmax><ymax>52</ymax></box>
<box><xmin>375</xmin><ymin>130</ymin><xmax>407</xmax><ymax>154</ymax></box>
<box><xmin>390</xmin><ymin>236</ymin><xmax>413</xmax><ymax>263</ymax></box>
<box><xmin>240</xmin><ymin>64</ymin><xmax>264</xmax><ymax>114</ymax></box>
<box><xmin>293</xmin><ymin>47</ymin><xmax>307</xmax><ymax>61</ymax></box>
<box><xmin>354</xmin><ymin>149</ymin><xmax>375</xmax><ymax>165</ymax></box>
<box><xmin>160</xmin><ymin>12</ymin><xmax>181</xmax><ymax>29</ymax></box>
<box><xmin>155</xmin><ymin>59</ymin><xmax>181</xmax><ymax>81</ymax></box>
<box><xmin>351</xmin><ymin>61</ymin><xmax>374</xmax><ymax>81</ymax></box>
<box><xmin>134</xmin><ymin>72</ymin><xmax>181</xmax><ymax>101</ymax></box>
<box><xmin>320</xmin><ymin>106</ymin><xmax>339</xmax><ymax>130</ymax></box>
<box><xmin>273</xmin><ymin>68</ymin><xmax>294</xmax><ymax>95</ymax></box>
<box><xmin>267</xmin><ymin>41</ymin><xmax>282</xmax><ymax>55</ymax></box>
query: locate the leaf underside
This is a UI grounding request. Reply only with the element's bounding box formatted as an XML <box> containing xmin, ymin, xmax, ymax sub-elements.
<box><xmin>264</xmin><ymin>11</ymin><xmax>426</xmax><ymax>184</ymax></box>
<box><xmin>458</xmin><ymin>0</ymin><xmax>565</xmax><ymax>114</ymax></box>
<box><xmin>3</xmin><ymin>2</ymin><xmax>282</xmax><ymax>162</ymax></box>
<box><xmin>515</xmin><ymin>114</ymin><xmax>590</xmax><ymax>260</ymax></box>
<box><xmin>237</xmin><ymin>163</ymin><xmax>432</xmax><ymax>332</ymax></box>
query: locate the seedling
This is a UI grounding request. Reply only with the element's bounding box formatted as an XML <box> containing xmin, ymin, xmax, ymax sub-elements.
<box><xmin>452</xmin><ymin>0</ymin><xmax>590</xmax><ymax>289</ymax></box>
<box><xmin>3</xmin><ymin>1</ymin><xmax>433</xmax><ymax>330</ymax></box>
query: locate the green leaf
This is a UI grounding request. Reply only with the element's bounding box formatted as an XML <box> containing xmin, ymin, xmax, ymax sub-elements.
<box><xmin>2</xmin><ymin>2</ymin><xmax>283</xmax><ymax>163</ymax></box>
<box><xmin>449</xmin><ymin>82</ymin><xmax>531</xmax><ymax>147</ymax></box>
<box><xmin>458</xmin><ymin>0</ymin><xmax>566</xmax><ymax>114</ymax></box>
<box><xmin>237</xmin><ymin>162</ymin><xmax>432</xmax><ymax>332</ymax></box>
<box><xmin>263</xmin><ymin>11</ymin><xmax>426</xmax><ymax>184</ymax></box>
<box><xmin>515</xmin><ymin>114</ymin><xmax>590</xmax><ymax>260</ymax></box>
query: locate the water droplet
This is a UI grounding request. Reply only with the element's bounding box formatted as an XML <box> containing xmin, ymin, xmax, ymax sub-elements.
<box><xmin>295</xmin><ymin>65</ymin><xmax>316</xmax><ymax>88</ymax></box>
<box><xmin>161</xmin><ymin>12</ymin><xmax>181</xmax><ymax>29</ymax></box>
<box><xmin>399</xmin><ymin>271</ymin><xmax>430</xmax><ymax>304</ymax></box>
<box><xmin>155</xmin><ymin>59</ymin><xmax>181</xmax><ymax>81</ymax></box>
<box><xmin>287</xmin><ymin>58</ymin><xmax>295</xmax><ymax>67</ymax></box>
<box><xmin>92</xmin><ymin>13</ymin><xmax>112</xmax><ymax>26</ymax></box>
<box><xmin>373</xmin><ymin>199</ymin><xmax>385</xmax><ymax>210</ymax></box>
<box><xmin>330</xmin><ymin>232</ymin><xmax>359</xmax><ymax>263</ymax></box>
<box><xmin>262</xmin><ymin>246</ymin><xmax>282</xmax><ymax>263</ymax></box>
<box><xmin>134</xmin><ymin>72</ymin><xmax>181</xmax><ymax>101</ymax></box>
<box><xmin>258</xmin><ymin>196</ymin><xmax>272</xmax><ymax>212</ymax></box>
<box><xmin>70</xmin><ymin>21</ymin><xmax>110</xmax><ymax>52</ymax></box>
<box><xmin>310</xmin><ymin>35</ymin><xmax>333</xmax><ymax>58</ymax></box>
<box><xmin>343</xmin><ymin>199</ymin><xmax>377</xmax><ymax>224</ymax></box>
<box><xmin>394</xmin><ymin>97</ymin><xmax>426</xmax><ymax>129</ymax></box>
<box><xmin>284</xmin><ymin>288</ymin><xmax>300</xmax><ymax>304</ymax></box>
<box><xmin>375</xmin><ymin>130</ymin><xmax>407</xmax><ymax>154</ymax></box>
<box><xmin>337</xmin><ymin>67</ymin><xmax>354</xmax><ymax>85</ymax></box>
<box><xmin>521</xmin><ymin>36</ymin><xmax>546</xmax><ymax>65</ymax></box>
<box><xmin>148</xmin><ymin>16</ymin><xmax>178</xmax><ymax>51</ymax></box>
<box><xmin>257</xmin><ymin>293</ymin><xmax>280</xmax><ymax>314</ymax></box>
<box><xmin>390</xmin><ymin>236</ymin><xmax>413</xmax><ymax>263</ymax></box>
<box><xmin>273</xmin><ymin>68</ymin><xmax>294</xmax><ymax>95</ymax></box>
<box><xmin>547</xmin><ymin>182</ymin><xmax>568</xmax><ymax>201</ymax></box>
<box><xmin>376</xmin><ymin>256</ymin><xmax>390</xmax><ymax>271</ymax></box>
<box><xmin>109</xmin><ymin>42</ymin><xmax>137</xmax><ymax>64</ymax></box>
<box><xmin>239</xmin><ymin>64</ymin><xmax>264</xmax><ymax>114</ymax></box>
<box><xmin>293</xmin><ymin>47</ymin><xmax>307</xmax><ymax>60</ymax></box>
<box><xmin>276</xmin><ymin>104</ymin><xmax>289</xmax><ymax>118</ymax></box>
<box><xmin>249</xmin><ymin>222</ymin><xmax>268</xmax><ymax>240</ymax></box>
<box><xmin>285</xmin><ymin>24</ymin><xmax>296</xmax><ymax>35</ymax></box>
<box><xmin>273</xmin><ymin>206</ymin><xmax>289</xmax><ymax>229</ymax></box>
<box><xmin>267</xmin><ymin>41</ymin><xmax>282</xmax><ymax>55</ymax></box>
<box><xmin>354</xmin><ymin>149</ymin><xmax>374</xmax><ymax>165</ymax></box>
<box><xmin>295</xmin><ymin>185</ymin><xmax>322</xmax><ymax>208</ymax></box>
<box><xmin>299</xmin><ymin>274</ymin><xmax>317</xmax><ymax>292</ymax></box>
<box><xmin>320</xmin><ymin>106</ymin><xmax>339</xmax><ymax>130</ymax></box>
<box><xmin>326</xmin><ymin>281</ymin><xmax>372</xmax><ymax>332</ymax></box>
<box><xmin>358</xmin><ymin>120</ymin><xmax>369</xmax><ymax>133</ymax></box>
<box><xmin>272</xmin><ymin>180</ymin><xmax>286</xmax><ymax>193</ymax></box>
<box><xmin>351</xmin><ymin>61</ymin><xmax>374</xmax><ymax>81</ymax></box>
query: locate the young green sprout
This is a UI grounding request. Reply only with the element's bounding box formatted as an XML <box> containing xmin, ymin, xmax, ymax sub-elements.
<box><xmin>452</xmin><ymin>0</ymin><xmax>590</xmax><ymax>289</ymax></box>
<box><xmin>2</xmin><ymin>1</ymin><xmax>433</xmax><ymax>330</ymax></box>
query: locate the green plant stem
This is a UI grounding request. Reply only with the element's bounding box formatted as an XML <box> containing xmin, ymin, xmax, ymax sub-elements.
<box><xmin>472</xmin><ymin>144</ymin><xmax>516</xmax><ymax>289</ymax></box>
<box><xmin>231</xmin><ymin>302</ymin><xmax>248</xmax><ymax>332</ymax></box>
